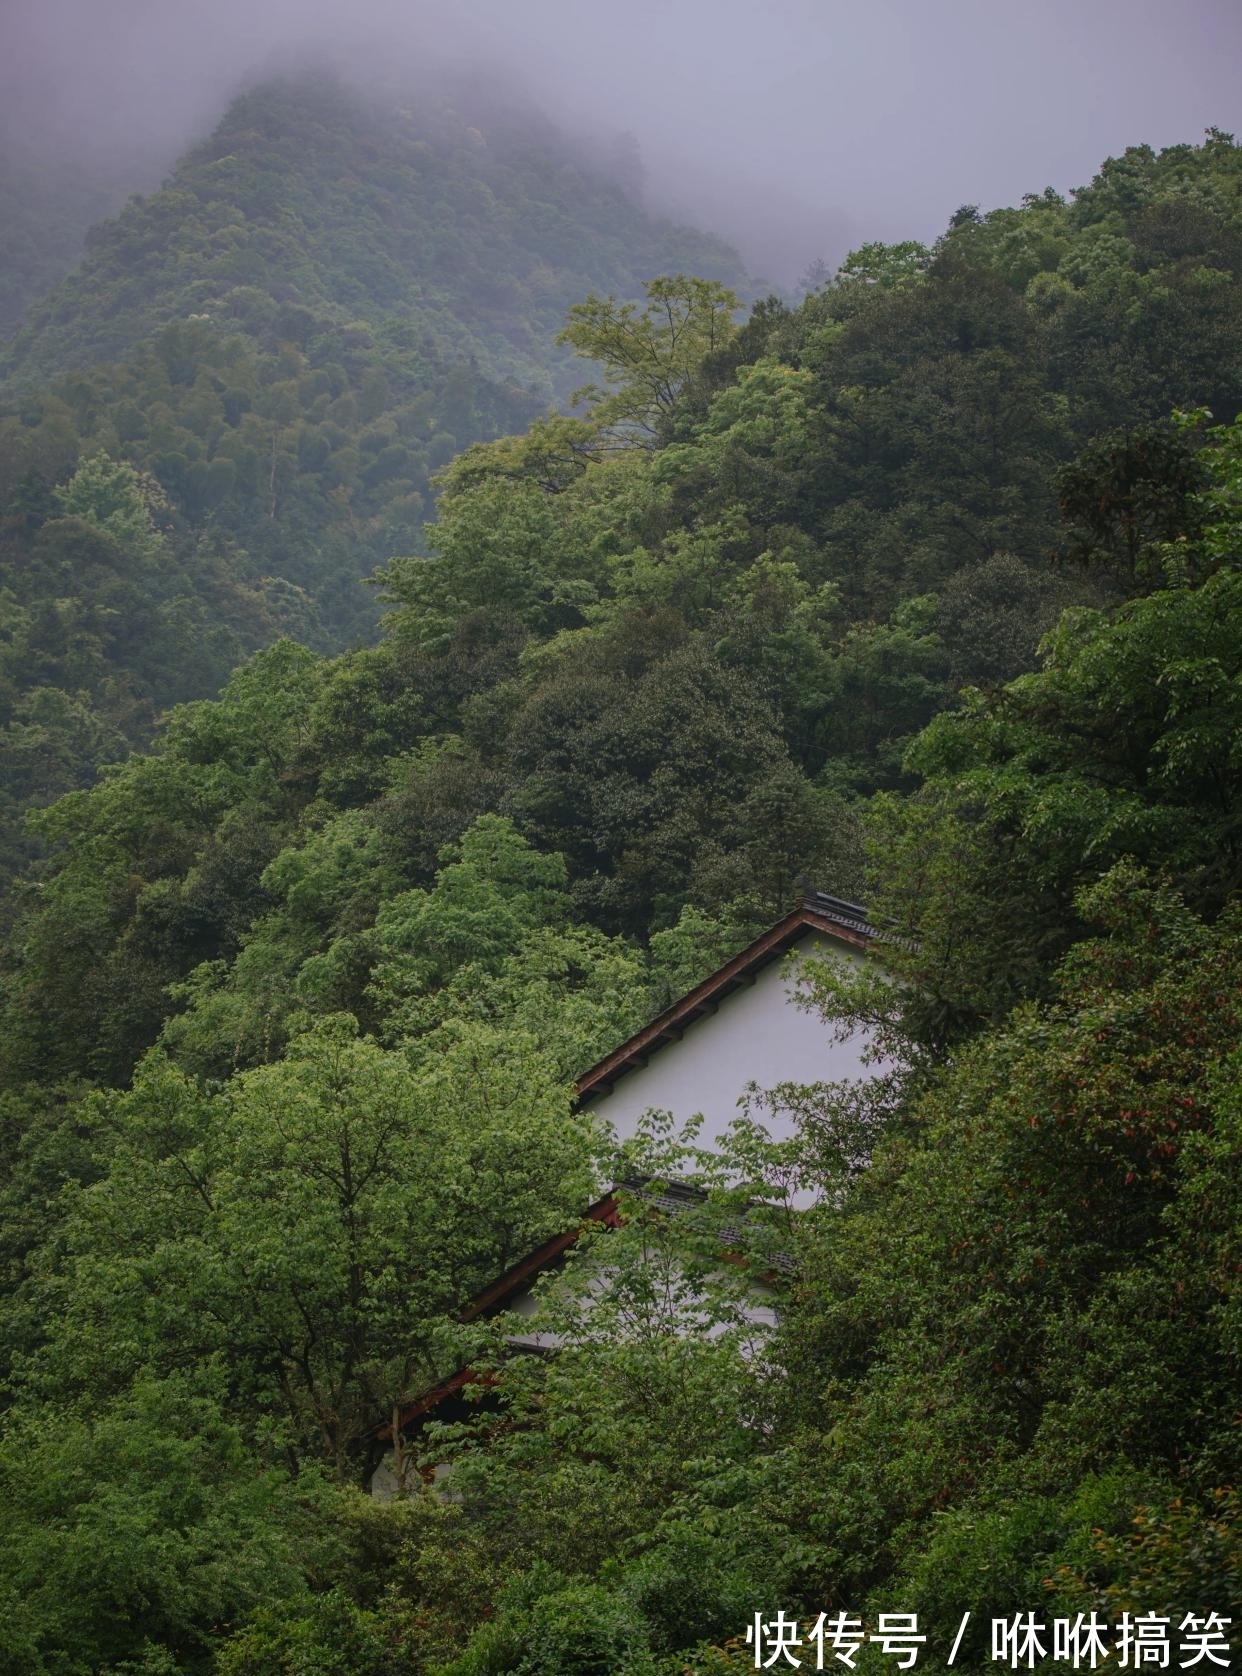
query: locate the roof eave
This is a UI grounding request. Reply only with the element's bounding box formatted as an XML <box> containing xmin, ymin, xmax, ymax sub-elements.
<box><xmin>575</xmin><ymin>905</ymin><xmax>869</xmax><ymax>1102</ymax></box>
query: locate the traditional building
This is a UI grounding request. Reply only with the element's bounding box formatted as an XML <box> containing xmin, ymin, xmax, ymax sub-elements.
<box><xmin>372</xmin><ymin>889</ymin><xmax>879</xmax><ymax>1495</ymax></box>
<box><xmin>579</xmin><ymin>889</ymin><xmax>877</xmax><ymax>1154</ymax></box>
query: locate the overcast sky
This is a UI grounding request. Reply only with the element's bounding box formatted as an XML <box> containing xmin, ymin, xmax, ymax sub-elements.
<box><xmin>3</xmin><ymin>0</ymin><xmax>1240</xmax><ymax>282</ymax></box>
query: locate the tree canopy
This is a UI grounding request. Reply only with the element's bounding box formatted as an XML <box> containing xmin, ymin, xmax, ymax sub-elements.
<box><xmin>1</xmin><ymin>110</ymin><xmax>1242</xmax><ymax>1673</ymax></box>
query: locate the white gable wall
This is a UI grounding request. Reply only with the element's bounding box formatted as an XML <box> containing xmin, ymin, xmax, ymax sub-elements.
<box><xmin>586</xmin><ymin>931</ymin><xmax>874</xmax><ymax>1156</ymax></box>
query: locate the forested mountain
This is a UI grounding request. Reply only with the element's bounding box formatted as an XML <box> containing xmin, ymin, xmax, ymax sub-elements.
<box><xmin>1</xmin><ymin>114</ymin><xmax>1241</xmax><ymax>1673</ymax></box>
<box><xmin>0</xmin><ymin>75</ymin><xmax>744</xmax><ymax>885</ymax></box>
<box><xmin>3</xmin><ymin>75</ymin><xmax>742</xmax><ymax>393</ymax></box>
<box><xmin>0</xmin><ymin>145</ymin><xmax>138</xmax><ymax>340</ymax></box>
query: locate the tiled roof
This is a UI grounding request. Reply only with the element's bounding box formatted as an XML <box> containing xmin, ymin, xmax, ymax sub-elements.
<box><xmin>575</xmin><ymin>892</ymin><xmax>874</xmax><ymax>1101</ymax></box>
<box><xmin>382</xmin><ymin>1178</ymin><xmax>793</xmax><ymax>1438</ymax></box>
<box><xmin>459</xmin><ymin>1191</ymin><xmax>622</xmax><ymax>1322</ymax></box>
<box><xmin>802</xmin><ymin>890</ymin><xmax>874</xmax><ymax>942</ymax></box>
<box><xmin>380</xmin><ymin>893</ymin><xmax>869</xmax><ymax>1444</ymax></box>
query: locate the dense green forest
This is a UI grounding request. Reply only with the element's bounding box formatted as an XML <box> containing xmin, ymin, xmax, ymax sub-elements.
<box><xmin>0</xmin><ymin>143</ymin><xmax>138</xmax><ymax>341</ymax></box>
<box><xmin>0</xmin><ymin>76</ymin><xmax>742</xmax><ymax>887</ymax></box>
<box><xmin>1</xmin><ymin>77</ymin><xmax>1241</xmax><ymax>1671</ymax></box>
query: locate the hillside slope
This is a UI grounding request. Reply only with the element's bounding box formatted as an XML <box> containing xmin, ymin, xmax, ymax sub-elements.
<box><xmin>0</xmin><ymin>146</ymin><xmax>141</xmax><ymax>340</ymax></box>
<box><xmin>5</xmin><ymin>130</ymin><xmax>1241</xmax><ymax>1070</ymax></box>
<box><xmin>2</xmin><ymin>75</ymin><xmax>743</xmax><ymax>395</ymax></box>
<box><xmin>0</xmin><ymin>76</ymin><xmax>746</xmax><ymax>883</ymax></box>
<box><xmin>1</xmin><ymin>131</ymin><xmax>1242</xmax><ymax>1673</ymax></box>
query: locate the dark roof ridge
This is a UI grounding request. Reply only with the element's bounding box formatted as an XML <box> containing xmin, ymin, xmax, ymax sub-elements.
<box><xmin>803</xmin><ymin>889</ymin><xmax>872</xmax><ymax>939</ymax></box>
<box><xmin>459</xmin><ymin>1191</ymin><xmax>622</xmax><ymax>1323</ymax></box>
<box><xmin>378</xmin><ymin>897</ymin><xmax>869</xmax><ymax>1443</ymax></box>
<box><xmin>576</xmin><ymin>896</ymin><xmax>873</xmax><ymax>1102</ymax></box>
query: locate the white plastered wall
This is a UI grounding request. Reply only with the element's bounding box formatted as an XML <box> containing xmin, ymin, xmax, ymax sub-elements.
<box><xmin>585</xmin><ymin>931</ymin><xmax>873</xmax><ymax>1155</ymax></box>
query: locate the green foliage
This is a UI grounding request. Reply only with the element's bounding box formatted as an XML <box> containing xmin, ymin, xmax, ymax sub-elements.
<box><xmin>559</xmin><ymin>274</ymin><xmax>740</xmax><ymax>440</ymax></box>
<box><xmin>213</xmin><ymin>1589</ymin><xmax>391</xmax><ymax>1676</ymax></box>
<box><xmin>0</xmin><ymin>1378</ymin><xmax>315</xmax><ymax>1675</ymax></box>
<box><xmin>764</xmin><ymin>873</ymin><xmax>1242</xmax><ymax>1653</ymax></box>
<box><xmin>1</xmin><ymin>117</ymin><xmax>1242</xmax><ymax>1676</ymax></box>
<box><xmin>1050</xmin><ymin>1487</ymin><xmax>1242</xmax><ymax>1619</ymax></box>
<box><xmin>17</xmin><ymin>1016</ymin><xmax>594</xmax><ymax>1483</ymax></box>
<box><xmin>442</xmin><ymin>1577</ymin><xmax>657</xmax><ymax>1676</ymax></box>
<box><xmin>53</xmin><ymin>450</ymin><xmax>167</xmax><ymax>563</ymax></box>
<box><xmin>0</xmin><ymin>144</ymin><xmax>132</xmax><ymax>337</ymax></box>
<box><xmin>1053</xmin><ymin>419</ymin><xmax>1208</xmax><ymax>592</ymax></box>
<box><xmin>4</xmin><ymin>79</ymin><xmax>743</xmax><ymax>395</ymax></box>
<box><xmin>832</xmin><ymin>240</ymin><xmax>932</xmax><ymax>295</ymax></box>
<box><xmin>0</xmin><ymin>76</ymin><xmax>746</xmax><ymax>901</ymax></box>
<box><xmin>844</xmin><ymin>465</ymin><xmax>1242</xmax><ymax>1047</ymax></box>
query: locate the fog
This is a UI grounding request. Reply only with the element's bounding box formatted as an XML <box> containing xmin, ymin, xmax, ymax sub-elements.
<box><xmin>3</xmin><ymin>0</ymin><xmax>1241</xmax><ymax>283</ymax></box>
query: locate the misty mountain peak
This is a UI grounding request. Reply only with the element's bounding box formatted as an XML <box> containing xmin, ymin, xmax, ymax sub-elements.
<box><xmin>2</xmin><ymin>71</ymin><xmax>746</xmax><ymax>393</ymax></box>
